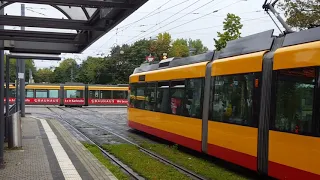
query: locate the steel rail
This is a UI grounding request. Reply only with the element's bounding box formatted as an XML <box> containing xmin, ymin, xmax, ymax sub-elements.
<box><xmin>59</xmin><ymin>107</ymin><xmax>207</xmax><ymax>180</ymax></box>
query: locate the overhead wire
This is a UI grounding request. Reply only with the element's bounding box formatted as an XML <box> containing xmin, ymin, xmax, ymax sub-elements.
<box><xmin>123</xmin><ymin>0</ymin><xmax>201</xmax><ymax>44</ymax></box>
<box><xmin>89</xmin><ymin>0</ymin><xmax>189</xmax><ymax>56</ymax></box>
<box><xmin>170</xmin><ymin>16</ymin><xmax>270</xmax><ymax>35</ymax></box>
<box><xmin>108</xmin><ymin>0</ymin><xmax>189</xmax><ymax>33</ymax></box>
<box><xmin>132</xmin><ymin>0</ymin><xmax>246</xmax><ymax>43</ymax></box>
<box><xmin>120</xmin><ymin>0</ymin><xmax>173</xmax><ymax>32</ymax></box>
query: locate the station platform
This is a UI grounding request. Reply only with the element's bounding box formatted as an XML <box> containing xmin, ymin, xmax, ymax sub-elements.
<box><xmin>0</xmin><ymin>116</ymin><xmax>117</xmax><ymax>180</ymax></box>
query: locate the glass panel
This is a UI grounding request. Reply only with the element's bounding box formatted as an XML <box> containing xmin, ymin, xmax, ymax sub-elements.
<box><xmin>57</xmin><ymin>6</ymin><xmax>88</xmax><ymax>20</ymax></box>
<box><xmin>10</xmin><ymin>89</ymin><xmax>16</xmax><ymax>98</ymax></box>
<box><xmin>66</xmin><ymin>90</ymin><xmax>83</xmax><ymax>98</ymax></box>
<box><xmin>124</xmin><ymin>91</ymin><xmax>128</xmax><ymax>99</ymax></box>
<box><xmin>145</xmin><ymin>83</ymin><xmax>156</xmax><ymax>111</ymax></box>
<box><xmin>5</xmin><ymin>89</ymin><xmax>16</xmax><ymax>98</ymax></box>
<box><xmin>89</xmin><ymin>90</ymin><xmax>100</xmax><ymax>98</ymax></box>
<box><xmin>185</xmin><ymin>78</ymin><xmax>203</xmax><ymax>118</ymax></box>
<box><xmin>101</xmin><ymin>90</ymin><xmax>111</xmax><ymax>99</ymax></box>
<box><xmin>134</xmin><ymin>84</ymin><xmax>145</xmax><ymax>109</ymax></box>
<box><xmin>156</xmin><ymin>82</ymin><xmax>170</xmax><ymax>113</ymax></box>
<box><xmin>36</xmin><ymin>89</ymin><xmax>48</xmax><ymax>98</ymax></box>
<box><xmin>275</xmin><ymin>67</ymin><xmax>315</xmax><ymax>135</ymax></box>
<box><xmin>85</xmin><ymin>8</ymin><xmax>97</xmax><ymax>17</ymax></box>
<box><xmin>113</xmin><ymin>91</ymin><xmax>126</xmax><ymax>99</ymax></box>
<box><xmin>129</xmin><ymin>84</ymin><xmax>137</xmax><ymax>107</ymax></box>
<box><xmin>212</xmin><ymin>74</ymin><xmax>254</xmax><ymax>126</ymax></box>
<box><xmin>26</xmin><ymin>90</ymin><xmax>34</xmax><ymax>98</ymax></box>
<box><xmin>49</xmin><ymin>90</ymin><xmax>59</xmax><ymax>98</ymax></box>
<box><xmin>170</xmin><ymin>81</ymin><xmax>185</xmax><ymax>115</ymax></box>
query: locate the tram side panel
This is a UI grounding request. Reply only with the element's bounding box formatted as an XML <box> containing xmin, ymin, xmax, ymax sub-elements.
<box><xmin>63</xmin><ymin>86</ymin><xmax>85</xmax><ymax>107</ymax></box>
<box><xmin>205</xmin><ymin>52</ymin><xmax>264</xmax><ymax>171</ymax></box>
<box><xmin>88</xmin><ymin>87</ymin><xmax>128</xmax><ymax>106</ymax></box>
<box><xmin>25</xmin><ymin>86</ymin><xmax>61</xmax><ymax>105</ymax></box>
<box><xmin>128</xmin><ymin>62</ymin><xmax>207</xmax><ymax>152</ymax></box>
<box><xmin>267</xmin><ymin>41</ymin><xmax>320</xmax><ymax>179</ymax></box>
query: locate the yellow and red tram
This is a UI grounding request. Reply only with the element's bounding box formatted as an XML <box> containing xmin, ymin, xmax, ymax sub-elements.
<box><xmin>4</xmin><ymin>83</ymin><xmax>128</xmax><ymax>107</ymax></box>
<box><xmin>128</xmin><ymin>28</ymin><xmax>320</xmax><ymax>179</ymax></box>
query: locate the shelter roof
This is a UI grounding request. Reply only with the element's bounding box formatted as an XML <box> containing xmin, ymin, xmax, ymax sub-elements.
<box><xmin>0</xmin><ymin>0</ymin><xmax>148</xmax><ymax>54</ymax></box>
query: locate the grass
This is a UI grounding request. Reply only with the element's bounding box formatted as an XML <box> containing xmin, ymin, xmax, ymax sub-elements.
<box><xmin>103</xmin><ymin>144</ymin><xmax>192</xmax><ymax>180</ymax></box>
<box><xmin>140</xmin><ymin>143</ymin><xmax>251</xmax><ymax>180</ymax></box>
<box><xmin>5</xmin><ymin>147</ymin><xmax>23</xmax><ymax>150</ymax></box>
<box><xmin>82</xmin><ymin>142</ymin><xmax>130</xmax><ymax>180</ymax></box>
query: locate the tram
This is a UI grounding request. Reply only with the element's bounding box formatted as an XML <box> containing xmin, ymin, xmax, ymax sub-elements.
<box><xmin>4</xmin><ymin>83</ymin><xmax>128</xmax><ymax>107</ymax></box>
<box><xmin>128</xmin><ymin>27</ymin><xmax>320</xmax><ymax>179</ymax></box>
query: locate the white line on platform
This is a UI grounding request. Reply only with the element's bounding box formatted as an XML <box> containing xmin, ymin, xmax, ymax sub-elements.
<box><xmin>32</xmin><ymin>116</ymin><xmax>82</xmax><ymax>180</ymax></box>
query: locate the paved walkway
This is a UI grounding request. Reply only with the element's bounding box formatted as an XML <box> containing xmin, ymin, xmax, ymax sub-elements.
<box><xmin>0</xmin><ymin>116</ymin><xmax>117</xmax><ymax>180</ymax></box>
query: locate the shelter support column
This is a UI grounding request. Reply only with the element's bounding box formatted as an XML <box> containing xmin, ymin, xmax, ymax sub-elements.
<box><xmin>0</xmin><ymin>1</ymin><xmax>5</xmax><ymax>168</ymax></box>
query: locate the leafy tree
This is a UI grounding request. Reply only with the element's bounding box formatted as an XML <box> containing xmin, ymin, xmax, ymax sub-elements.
<box><xmin>214</xmin><ymin>13</ymin><xmax>243</xmax><ymax>50</ymax></box>
<box><xmin>50</xmin><ymin>58</ymin><xmax>79</xmax><ymax>83</ymax></box>
<box><xmin>278</xmin><ymin>0</ymin><xmax>320</xmax><ymax>30</ymax></box>
<box><xmin>4</xmin><ymin>56</ymin><xmax>36</xmax><ymax>83</ymax></box>
<box><xmin>169</xmin><ymin>38</ymin><xmax>189</xmax><ymax>57</ymax></box>
<box><xmin>76</xmin><ymin>57</ymin><xmax>106</xmax><ymax>84</ymax></box>
<box><xmin>34</xmin><ymin>68</ymin><xmax>53</xmax><ymax>83</ymax></box>
<box><xmin>188</xmin><ymin>39</ymin><xmax>209</xmax><ymax>55</ymax></box>
<box><xmin>151</xmin><ymin>32</ymin><xmax>172</xmax><ymax>60</ymax></box>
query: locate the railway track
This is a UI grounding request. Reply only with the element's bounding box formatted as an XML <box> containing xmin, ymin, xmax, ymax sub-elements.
<box><xmin>48</xmin><ymin>107</ymin><xmax>207</xmax><ymax>180</ymax></box>
<box><xmin>46</xmin><ymin>107</ymin><xmax>144</xmax><ymax>180</ymax></box>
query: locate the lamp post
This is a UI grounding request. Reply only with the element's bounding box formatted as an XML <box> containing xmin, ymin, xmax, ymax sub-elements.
<box><xmin>189</xmin><ymin>47</ymin><xmax>196</xmax><ymax>56</ymax></box>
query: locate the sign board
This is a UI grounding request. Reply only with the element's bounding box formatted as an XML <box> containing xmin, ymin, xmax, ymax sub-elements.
<box><xmin>146</xmin><ymin>56</ymin><xmax>154</xmax><ymax>62</ymax></box>
<box><xmin>18</xmin><ymin>73</ymin><xmax>24</xmax><ymax>79</ymax></box>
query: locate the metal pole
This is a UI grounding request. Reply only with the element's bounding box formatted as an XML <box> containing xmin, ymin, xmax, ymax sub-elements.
<box><xmin>15</xmin><ymin>59</ymin><xmax>20</xmax><ymax>113</ymax></box>
<box><xmin>71</xmin><ymin>67</ymin><xmax>73</xmax><ymax>82</ymax></box>
<box><xmin>0</xmin><ymin>1</ymin><xmax>5</xmax><ymax>168</ymax></box>
<box><xmin>5</xmin><ymin>56</ymin><xmax>9</xmax><ymax>141</ymax></box>
<box><xmin>267</xmin><ymin>3</ymin><xmax>293</xmax><ymax>33</ymax></box>
<box><xmin>20</xmin><ymin>4</ymin><xmax>25</xmax><ymax>117</ymax></box>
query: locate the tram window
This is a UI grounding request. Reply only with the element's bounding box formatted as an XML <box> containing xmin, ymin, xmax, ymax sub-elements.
<box><xmin>145</xmin><ymin>83</ymin><xmax>156</xmax><ymax>111</ymax></box>
<box><xmin>89</xmin><ymin>90</ymin><xmax>98</xmax><ymax>98</ymax></box>
<box><xmin>49</xmin><ymin>90</ymin><xmax>59</xmax><ymax>98</ymax></box>
<box><xmin>274</xmin><ymin>67</ymin><xmax>315</xmax><ymax>135</ymax></box>
<box><xmin>100</xmin><ymin>90</ymin><xmax>111</xmax><ymax>99</ymax></box>
<box><xmin>156</xmin><ymin>82</ymin><xmax>170</xmax><ymax>113</ymax></box>
<box><xmin>5</xmin><ymin>89</ymin><xmax>16</xmax><ymax>98</ymax></box>
<box><xmin>129</xmin><ymin>84</ymin><xmax>137</xmax><ymax>107</ymax></box>
<box><xmin>185</xmin><ymin>78</ymin><xmax>203</xmax><ymax>118</ymax></box>
<box><xmin>134</xmin><ymin>84</ymin><xmax>146</xmax><ymax>109</ymax></box>
<box><xmin>66</xmin><ymin>90</ymin><xmax>83</xmax><ymax>98</ymax></box>
<box><xmin>113</xmin><ymin>91</ymin><xmax>127</xmax><ymax>99</ymax></box>
<box><xmin>124</xmin><ymin>91</ymin><xmax>128</xmax><ymax>99</ymax></box>
<box><xmin>26</xmin><ymin>90</ymin><xmax>34</xmax><ymax>98</ymax></box>
<box><xmin>211</xmin><ymin>74</ymin><xmax>254</xmax><ymax>127</ymax></box>
<box><xmin>36</xmin><ymin>89</ymin><xmax>48</xmax><ymax>98</ymax></box>
<box><xmin>170</xmin><ymin>81</ymin><xmax>185</xmax><ymax>115</ymax></box>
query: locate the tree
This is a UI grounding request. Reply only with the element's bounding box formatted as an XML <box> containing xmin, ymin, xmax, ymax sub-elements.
<box><xmin>151</xmin><ymin>32</ymin><xmax>172</xmax><ymax>60</ymax></box>
<box><xmin>169</xmin><ymin>38</ymin><xmax>189</xmax><ymax>57</ymax></box>
<box><xmin>278</xmin><ymin>0</ymin><xmax>320</xmax><ymax>30</ymax></box>
<box><xmin>51</xmin><ymin>58</ymin><xmax>79</xmax><ymax>83</ymax></box>
<box><xmin>214</xmin><ymin>13</ymin><xmax>243</xmax><ymax>50</ymax></box>
<box><xmin>76</xmin><ymin>56</ymin><xmax>107</xmax><ymax>84</ymax></box>
<box><xmin>188</xmin><ymin>39</ymin><xmax>209</xmax><ymax>55</ymax></box>
<box><xmin>4</xmin><ymin>56</ymin><xmax>36</xmax><ymax>83</ymax></box>
<box><xmin>34</xmin><ymin>68</ymin><xmax>53</xmax><ymax>83</ymax></box>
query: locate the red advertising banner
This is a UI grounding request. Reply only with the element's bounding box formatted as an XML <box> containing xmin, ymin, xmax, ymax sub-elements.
<box><xmin>89</xmin><ymin>99</ymin><xmax>128</xmax><ymax>105</ymax></box>
<box><xmin>4</xmin><ymin>98</ymin><xmax>60</xmax><ymax>104</ymax></box>
<box><xmin>4</xmin><ymin>98</ymin><xmax>16</xmax><ymax>104</ymax></box>
<box><xmin>26</xmin><ymin>98</ymin><xmax>60</xmax><ymax>104</ymax></box>
<box><xmin>64</xmin><ymin>98</ymin><xmax>85</xmax><ymax>105</ymax></box>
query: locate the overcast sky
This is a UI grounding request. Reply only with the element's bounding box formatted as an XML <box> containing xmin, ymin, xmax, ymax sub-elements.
<box><xmin>3</xmin><ymin>0</ymin><xmax>285</xmax><ymax>69</ymax></box>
